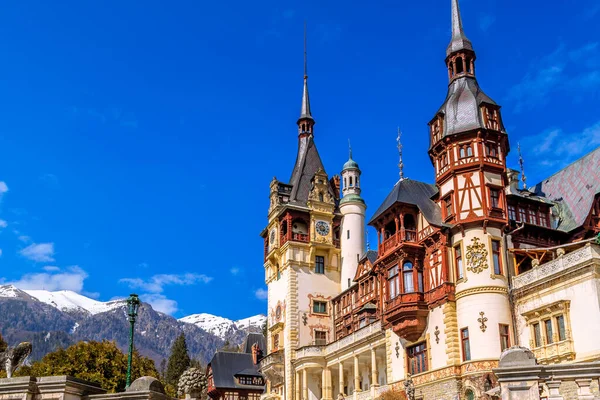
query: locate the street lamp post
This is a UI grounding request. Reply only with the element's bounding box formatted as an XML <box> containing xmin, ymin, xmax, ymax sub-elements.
<box><xmin>126</xmin><ymin>293</ymin><xmax>141</xmax><ymax>388</ymax></box>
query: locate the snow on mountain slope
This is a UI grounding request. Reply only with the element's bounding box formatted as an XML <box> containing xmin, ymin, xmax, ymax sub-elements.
<box><xmin>179</xmin><ymin>313</ymin><xmax>266</xmax><ymax>340</ymax></box>
<box><xmin>20</xmin><ymin>288</ymin><xmax>124</xmax><ymax>315</ymax></box>
<box><xmin>0</xmin><ymin>285</ymin><xmax>21</xmax><ymax>298</ymax></box>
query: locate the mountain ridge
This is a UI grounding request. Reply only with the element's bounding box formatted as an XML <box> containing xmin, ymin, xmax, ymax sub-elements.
<box><xmin>0</xmin><ymin>284</ymin><xmax>265</xmax><ymax>365</ymax></box>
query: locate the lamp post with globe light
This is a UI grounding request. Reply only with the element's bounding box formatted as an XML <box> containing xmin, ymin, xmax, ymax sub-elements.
<box><xmin>126</xmin><ymin>293</ymin><xmax>141</xmax><ymax>388</ymax></box>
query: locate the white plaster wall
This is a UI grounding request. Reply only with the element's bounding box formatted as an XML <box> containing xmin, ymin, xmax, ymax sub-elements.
<box><xmin>340</xmin><ymin>202</ymin><xmax>366</xmax><ymax>290</ymax></box>
<box><xmin>453</xmin><ymin>227</ymin><xmax>508</xmax><ymax>293</ymax></box>
<box><xmin>427</xmin><ymin>306</ymin><xmax>447</xmax><ymax>370</ymax></box>
<box><xmin>388</xmin><ymin>328</ymin><xmax>406</xmax><ymax>383</ymax></box>
<box><xmin>440</xmin><ymin>180</ymin><xmax>454</xmax><ymax>198</ymax></box>
<box><xmin>483</xmin><ymin>171</ymin><xmax>502</xmax><ymax>186</ymax></box>
<box><xmin>296</xmin><ymin>265</ymin><xmax>340</xmax><ymax>348</ymax></box>
<box><xmin>267</xmin><ymin>267</ymin><xmax>289</xmax><ymax>350</ymax></box>
<box><xmin>307</xmin><ymin>371</ymin><xmax>321</xmax><ymax>400</ymax></box>
<box><xmin>456</xmin><ymin>292</ymin><xmax>512</xmax><ymax>360</ymax></box>
<box><xmin>515</xmin><ymin>277</ymin><xmax>600</xmax><ymax>360</ymax></box>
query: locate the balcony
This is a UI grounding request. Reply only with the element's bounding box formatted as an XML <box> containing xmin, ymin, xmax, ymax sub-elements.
<box><xmin>380</xmin><ymin>230</ymin><xmax>418</xmax><ymax>255</ymax></box>
<box><xmin>512</xmin><ymin>244</ymin><xmax>600</xmax><ymax>290</ymax></box>
<box><xmin>259</xmin><ymin>349</ymin><xmax>284</xmax><ymax>386</ymax></box>
<box><xmin>384</xmin><ymin>293</ymin><xmax>428</xmax><ymax>342</ymax></box>
<box><xmin>531</xmin><ymin>338</ymin><xmax>576</xmax><ymax>364</ymax></box>
<box><xmin>280</xmin><ymin>232</ymin><xmax>310</xmax><ymax>246</ymax></box>
<box><xmin>296</xmin><ymin>321</ymin><xmax>383</xmax><ymax>361</ymax></box>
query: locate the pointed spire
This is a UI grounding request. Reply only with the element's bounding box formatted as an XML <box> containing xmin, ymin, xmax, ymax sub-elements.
<box><xmin>446</xmin><ymin>0</ymin><xmax>474</xmax><ymax>57</ymax></box>
<box><xmin>518</xmin><ymin>142</ymin><xmax>527</xmax><ymax>190</ymax></box>
<box><xmin>299</xmin><ymin>21</ymin><xmax>313</xmax><ymax>121</ymax></box>
<box><xmin>348</xmin><ymin>139</ymin><xmax>353</xmax><ymax>160</ymax></box>
<box><xmin>366</xmin><ymin>229</ymin><xmax>370</xmax><ymax>251</ymax></box>
<box><xmin>397</xmin><ymin>127</ymin><xmax>405</xmax><ymax>181</ymax></box>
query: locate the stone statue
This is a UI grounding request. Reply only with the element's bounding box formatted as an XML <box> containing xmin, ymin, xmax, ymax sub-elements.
<box><xmin>0</xmin><ymin>342</ymin><xmax>32</xmax><ymax>378</ymax></box>
<box><xmin>177</xmin><ymin>367</ymin><xmax>207</xmax><ymax>398</ymax></box>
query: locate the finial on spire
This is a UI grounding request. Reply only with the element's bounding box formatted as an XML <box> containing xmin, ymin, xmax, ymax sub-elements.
<box><xmin>518</xmin><ymin>142</ymin><xmax>527</xmax><ymax>190</ymax></box>
<box><xmin>447</xmin><ymin>0</ymin><xmax>473</xmax><ymax>56</ymax></box>
<box><xmin>348</xmin><ymin>139</ymin><xmax>353</xmax><ymax>160</ymax></box>
<box><xmin>397</xmin><ymin>127</ymin><xmax>405</xmax><ymax>181</ymax></box>
<box><xmin>299</xmin><ymin>21</ymin><xmax>313</xmax><ymax>122</ymax></box>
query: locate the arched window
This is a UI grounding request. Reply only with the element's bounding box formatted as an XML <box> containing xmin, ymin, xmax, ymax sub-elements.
<box><xmin>344</xmin><ymin>178</ymin><xmax>347</xmax><ymax>189</ymax></box>
<box><xmin>459</xmin><ymin>147</ymin><xmax>466</xmax><ymax>158</ymax></box>
<box><xmin>455</xmin><ymin>57</ymin><xmax>464</xmax><ymax>74</ymax></box>
<box><xmin>465</xmin><ymin>389</ymin><xmax>475</xmax><ymax>400</ymax></box>
<box><xmin>403</xmin><ymin>262</ymin><xmax>414</xmax><ymax>293</ymax></box>
<box><xmin>318</xmin><ymin>192</ymin><xmax>324</xmax><ymax>202</ymax></box>
<box><xmin>467</xmin><ymin>145</ymin><xmax>473</xmax><ymax>157</ymax></box>
<box><xmin>276</xmin><ymin>265</ymin><xmax>281</xmax><ymax>281</ymax></box>
<box><xmin>349</xmin><ymin>176</ymin><xmax>353</xmax><ymax>187</ymax></box>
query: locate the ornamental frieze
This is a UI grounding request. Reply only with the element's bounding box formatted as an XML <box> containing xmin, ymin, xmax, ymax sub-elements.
<box><xmin>466</xmin><ymin>237</ymin><xmax>488</xmax><ymax>273</ymax></box>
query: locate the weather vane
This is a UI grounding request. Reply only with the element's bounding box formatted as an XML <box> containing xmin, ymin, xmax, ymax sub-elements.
<box><xmin>518</xmin><ymin>142</ymin><xmax>527</xmax><ymax>189</ymax></box>
<box><xmin>397</xmin><ymin>127</ymin><xmax>405</xmax><ymax>180</ymax></box>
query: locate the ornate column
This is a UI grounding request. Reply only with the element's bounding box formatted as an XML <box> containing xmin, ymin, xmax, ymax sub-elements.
<box><xmin>371</xmin><ymin>348</ymin><xmax>378</xmax><ymax>387</ymax></box>
<box><xmin>324</xmin><ymin>367</ymin><xmax>332</xmax><ymax>400</ymax></box>
<box><xmin>339</xmin><ymin>362</ymin><xmax>345</xmax><ymax>396</ymax></box>
<box><xmin>296</xmin><ymin>371</ymin><xmax>301</xmax><ymax>400</ymax></box>
<box><xmin>354</xmin><ymin>355</ymin><xmax>361</xmax><ymax>392</ymax></box>
<box><xmin>399</xmin><ymin>214</ymin><xmax>405</xmax><ymax>241</ymax></box>
<box><xmin>462</xmin><ymin>57</ymin><xmax>467</xmax><ymax>74</ymax></box>
<box><xmin>303</xmin><ymin>369</ymin><xmax>308</xmax><ymax>400</ymax></box>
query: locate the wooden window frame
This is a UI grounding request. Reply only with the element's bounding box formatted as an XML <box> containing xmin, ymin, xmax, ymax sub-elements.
<box><xmin>454</xmin><ymin>243</ymin><xmax>464</xmax><ymax>281</ymax></box>
<box><xmin>508</xmin><ymin>204</ymin><xmax>516</xmax><ymax>221</ymax></box>
<box><xmin>407</xmin><ymin>342</ymin><xmax>428</xmax><ymax>375</ymax></box>
<box><xmin>499</xmin><ymin>324</ymin><xmax>510</xmax><ymax>351</ymax></box>
<box><xmin>388</xmin><ymin>265</ymin><xmax>399</xmax><ymax>300</ymax></box>
<box><xmin>315</xmin><ymin>255</ymin><xmax>325</xmax><ymax>274</ymax></box>
<box><xmin>461</xmin><ymin>327</ymin><xmax>471</xmax><ymax>361</ymax></box>
<box><xmin>491</xmin><ymin>239</ymin><xmax>503</xmax><ymax>275</ymax></box>
<box><xmin>314</xmin><ymin>330</ymin><xmax>327</xmax><ymax>346</ymax></box>
<box><xmin>312</xmin><ymin>300</ymin><xmax>328</xmax><ymax>315</ymax></box>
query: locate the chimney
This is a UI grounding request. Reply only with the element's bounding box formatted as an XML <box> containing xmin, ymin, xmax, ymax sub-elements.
<box><xmin>331</xmin><ymin>175</ymin><xmax>341</xmax><ymax>199</ymax></box>
<box><xmin>507</xmin><ymin>170</ymin><xmax>520</xmax><ymax>191</ymax></box>
<box><xmin>251</xmin><ymin>343</ymin><xmax>259</xmax><ymax>365</ymax></box>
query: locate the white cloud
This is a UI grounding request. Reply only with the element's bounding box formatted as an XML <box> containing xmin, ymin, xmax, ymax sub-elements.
<box><xmin>20</xmin><ymin>242</ymin><xmax>55</xmax><ymax>262</ymax></box>
<box><xmin>7</xmin><ymin>266</ymin><xmax>88</xmax><ymax>292</ymax></box>
<box><xmin>520</xmin><ymin>120</ymin><xmax>600</xmax><ymax>173</ymax></box>
<box><xmin>43</xmin><ymin>266</ymin><xmax>60</xmax><ymax>272</ymax></box>
<box><xmin>230</xmin><ymin>267</ymin><xmax>240</xmax><ymax>276</ymax></box>
<box><xmin>0</xmin><ymin>182</ymin><xmax>8</xmax><ymax>194</ymax></box>
<box><xmin>142</xmin><ymin>293</ymin><xmax>178</xmax><ymax>315</ymax></box>
<box><xmin>0</xmin><ymin>220</ymin><xmax>7</xmax><ymax>228</ymax></box>
<box><xmin>255</xmin><ymin>288</ymin><xmax>268</xmax><ymax>301</ymax></box>
<box><xmin>119</xmin><ymin>273</ymin><xmax>213</xmax><ymax>294</ymax></box>
<box><xmin>18</xmin><ymin>235</ymin><xmax>31</xmax><ymax>243</ymax></box>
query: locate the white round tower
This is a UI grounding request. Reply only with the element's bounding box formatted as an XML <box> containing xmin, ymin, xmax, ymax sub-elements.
<box><xmin>339</xmin><ymin>151</ymin><xmax>366</xmax><ymax>290</ymax></box>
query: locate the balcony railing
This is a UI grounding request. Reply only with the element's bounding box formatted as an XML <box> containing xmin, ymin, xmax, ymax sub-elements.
<box><xmin>296</xmin><ymin>321</ymin><xmax>383</xmax><ymax>360</ymax></box>
<box><xmin>380</xmin><ymin>230</ymin><xmax>418</xmax><ymax>255</ymax></box>
<box><xmin>385</xmin><ymin>292</ymin><xmax>425</xmax><ymax>310</ymax></box>
<box><xmin>280</xmin><ymin>233</ymin><xmax>310</xmax><ymax>246</ymax></box>
<box><xmin>259</xmin><ymin>349</ymin><xmax>283</xmax><ymax>369</ymax></box>
<box><xmin>512</xmin><ymin>244</ymin><xmax>600</xmax><ymax>290</ymax></box>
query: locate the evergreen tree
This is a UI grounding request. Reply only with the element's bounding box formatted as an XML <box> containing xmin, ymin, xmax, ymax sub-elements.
<box><xmin>0</xmin><ymin>333</ymin><xmax>7</xmax><ymax>352</ymax></box>
<box><xmin>159</xmin><ymin>358</ymin><xmax>167</xmax><ymax>380</ymax></box>
<box><xmin>261</xmin><ymin>320</ymin><xmax>267</xmax><ymax>338</ymax></box>
<box><xmin>166</xmin><ymin>333</ymin><xmax>191</xmax><ymax>390</ymax></box>
<box><xmin>0</xmin><ymin>340</ymin><xmax>158</xmax><ymax>391</ymax></box>
<box><xmin>220</xmin><ymin>340</ymin><xmax>240</xmax><ymax>353</ymax></box>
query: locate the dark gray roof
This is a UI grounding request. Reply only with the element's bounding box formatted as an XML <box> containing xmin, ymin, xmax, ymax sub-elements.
<box><xmin>242</xmin><ymin>333</ymin><xmax>266</xmax><ymax>355</ymax></box>
<box><xmin>299</xmin><ymin>76</ymin><xmax>313</xmax><ymax>121</ymax></box>
<box><xmin>447</xmin><ymin>0</ymin><xmax>473</xmax><ymax>56</ymax></box>
<box><xmin>530</xmin><ymin>146</ymin><xmax>600</xmax><ymax>232</ymax></box>
<box><xmin>436</xmin><ymin>76</ymin><xmax>498</xmax><ymax>141</ymax></box>
<box><xmin>208</xmin><ymin>352</ymin><xmax>264</xmax><ymax>390</ymax></box>
<box><xmin>368</xmin><ymin>178</ymin><xmax>444</xmax><ymax>226</ymax></box>
<box><xmin>288</xmin><ymin>136</ymin><xmax>330</xmax><ymax>205</ymax></box>
<box><xmin>360</xmin><ymin>250</ymin><xmax>378</xmax><ymax>264</ymax></box>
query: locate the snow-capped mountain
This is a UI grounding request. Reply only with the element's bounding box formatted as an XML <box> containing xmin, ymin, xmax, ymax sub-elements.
<box><xmin>23</xmin><ymin>288</ymin><xmax>125</xmax><ymax>315</ymax></box>
<box><xmin>0</xmin><ymin>284</ymin><xmax>266</xmax><ymax>365</ymax></box>
<box><xmin>179</xmin><ymin>313</ymin><xmax>266</xmax><ymax>341</ymax></box>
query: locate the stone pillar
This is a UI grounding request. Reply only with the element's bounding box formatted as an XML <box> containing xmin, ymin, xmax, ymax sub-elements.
<box><xmin>575</xmin><ymin>379</ymin><xmax>594</xmax><ymax>400</ymax></box>
<box><xmin>324</xmin><ymin>367</ymin><xmax>332</xmax><ymax>400</ymax></box>
<box><xmin>371</xmin><ymin>349</ymin><xmax>378</xmax><ymax>387</ymax></box>
<box><xmin>321</xmin><ymin>368</ymin><xmax>327</xmax><ymax>400</ymax></box>
<box><xmin>339</xmin><ymin>363</ymin><xmax>345</xmax><ymax>396</ymax></box>
<box><xmin>303</xmin><ymin>369</ymin><xmax>308</xmax><ymax>400</ymax></box>
<box><xmin>296</xmin><ymin>371</ymin><xmax>301</xmax><ymax>400</ymax></box>
<box><xmin>354</xmin><ymin>355</ymin><xmax>361</xmax><ymax>392</ymax></box>
<box><xmin>546</xmin><ymin>381</ymin><xmax>563</xmax><ymax>400</ymax></box>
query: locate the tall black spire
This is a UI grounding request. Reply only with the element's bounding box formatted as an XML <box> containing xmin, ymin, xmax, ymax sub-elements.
<box><xmin>447</xmin><ymin>0</ymin><xmax>474</xmax><ymax>57</ymax></box>
<box><xmin>298</xmin><ymin>22</ymin><xmax>314</xmax><ymax>137</ymax></box>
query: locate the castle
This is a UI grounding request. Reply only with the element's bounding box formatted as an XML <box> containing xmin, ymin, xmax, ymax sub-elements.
<box><xmin>258</xmin><ymin>0</ymin><xmax>600</xmax><ymax>399</ymax></box>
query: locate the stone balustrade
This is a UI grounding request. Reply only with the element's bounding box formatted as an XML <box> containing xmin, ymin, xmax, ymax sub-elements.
<box><xmin>512</xmin><ymin>244</ymin><xmax>600</xmax><ymax>290</ymax></box>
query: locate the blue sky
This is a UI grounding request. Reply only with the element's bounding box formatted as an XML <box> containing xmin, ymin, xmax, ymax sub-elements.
<box><xmin>0</xmin><ymin>0</ymin><xmax>599</xmax><ymax>320</ymax></box>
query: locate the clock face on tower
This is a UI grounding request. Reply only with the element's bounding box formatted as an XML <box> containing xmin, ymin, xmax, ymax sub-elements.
<box><xmin>315</xmin><ymin>221</ymin><xmax>330</xmax><ymax>236</ymax></box>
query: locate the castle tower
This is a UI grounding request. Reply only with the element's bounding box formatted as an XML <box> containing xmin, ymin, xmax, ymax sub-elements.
<box><xmin>428</xmin><ymin>0</ymin><xmax>512</xmax><ymax>367</ymax></box>
<box><xmin>339</xmin><ymin>148</ymin><xmax>366</xmax><ymax>290</ymax></box>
